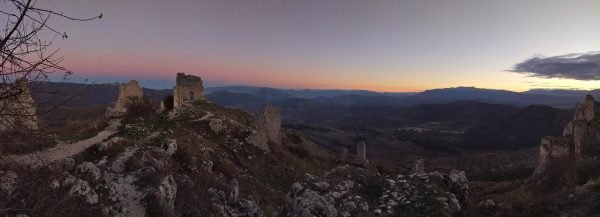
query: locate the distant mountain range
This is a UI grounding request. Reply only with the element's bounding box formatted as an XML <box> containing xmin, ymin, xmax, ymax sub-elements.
<box><xmin>30</xmin><ymin>81</ymin><xmax>586</xmax><ymax>149</ymax></box>
<box><xmin>31</xmin><ymin>82</ymin><xmax>598</xmax><ymax>110</ymax></box>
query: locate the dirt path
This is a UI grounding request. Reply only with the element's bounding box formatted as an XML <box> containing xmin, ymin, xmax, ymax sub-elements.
<box><xmin>1</xmin><ymin>118</ymin><xmax>122</xmax><ymax>166</ymax></box>
<box><xmin>105</xmin><ymin>145</ymin><xmax>146</xmax><ymax>217</ymax></box>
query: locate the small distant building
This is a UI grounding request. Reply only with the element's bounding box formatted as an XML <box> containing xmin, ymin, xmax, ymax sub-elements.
<box><xmin>173</xmin><ymin>73</ymin><xmax>207</xmax><ymax>109</ymax></box>
<box><xmin>106</xmin><ymin>80</ymin><xmax>143</xmax><ymax>118</ymax></box>
<box><xmin>0</xmin><ymin>78</ymin><xmax>38</xmax><ymax>130</ymax></box>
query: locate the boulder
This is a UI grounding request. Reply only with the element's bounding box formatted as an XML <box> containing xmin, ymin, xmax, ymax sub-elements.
<box><xmin>161</xmin><ymin>139</ymin><xmax>178</xmax><ymax>156</ymax></box>
<box><xmin>76</xmin><ymin>162</ymin><xmax>101</xmax><ymax>181</ymax></box>
<box><xmin>0</xmin><ymin>171</ymin><xmax>18</xmax><ymax>197</ymax></box>
<box><xmin>286</xmin><ymin>182</ymin><xmax>337</xmax><ymax>217</ymax></box>
<box><xmin>209</xmin><ymin>119</ymin><xmax>225</xmax><ymax>133</ymax></box>
<box><xmin>157</xmin><ymin>175</ymin><xmax>177</xmax><ymax>212</ymax></box>
<box><xmin>68</xmin><ymin>180</ymin><xmax>99</xmax><ymax>205</ymax></box>
<box><xmin>227</xmin><ymin>178</ymin><xmax>239</xmax><ymax>205</ymax></box>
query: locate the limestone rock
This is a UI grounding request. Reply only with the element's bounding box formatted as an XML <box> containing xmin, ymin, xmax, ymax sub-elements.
<box><xmin>62</xmin><ymin>172</ymin><xmax>77</xmax><ymax>186</ymax></box>
<box><xmin>0</xmin><ymin>171</ymin><xmax>18</xmax><ymax>197</ymax></box>
<box><xmin>286</xmin><ymin>182</ymin><xmax>337</xmax><ymax>217</ymax></box>
<box><xmin>209</xmin><ymin>119</ymin><xmax>225</xmax><ymax>133</ymax></box>
<box><xmin>227</xmin><ymin>178</ymin><xmax>239</xmax><ymax>205</ymax></box>
<box><xmin>68</xmin><ymin>179</ymin><xmax>99</xmax><ymax>205</ymax></box>
<box><xmin>76</xmin><ymin>162</ymin><xmax>101</xmax><ymax>181</ymax></box>
<box><xmin>161</xmin><ymin>138</ymin><xmax>178</xmax><ymax>156</ymax></box>
<box><xmin>98</xmin><ymin>137</ymin><xmax>125</xmax><ymax>152</ymax></box>
<box><xmin>157</xmin><ymin>175</ymin><xmax>177</xmax><ymax>212</ymax></box>
<box><xmin>63</xmin><ymin>158</ymin><xmax>76</xmax><ymax>171</ymax></box>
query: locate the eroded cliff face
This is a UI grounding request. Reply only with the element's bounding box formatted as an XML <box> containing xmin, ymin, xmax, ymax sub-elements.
<box><xmin>535</xmin><ymin>95</ymin><xmax>600</xmax><ymax>176</ymax></box>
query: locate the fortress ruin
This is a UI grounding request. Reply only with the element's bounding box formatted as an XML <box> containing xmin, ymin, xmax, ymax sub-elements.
<box><xmin>534</xmin><ymin>95</ymin><xmax>600</xmax><ymax>176</ymax></box>
<box><xmin>0</xmin><ymin>78</ymin><xmax>38</xmax><ymax>130</ymax></box>
<box><xmin>105</xmin><ymin>80</ymin><xmax>143</xmax><ymax>118</ymax></box>
<box><xmin>173</xmin><ymin>73</ymin><xmax>207</xmax><ymax>109</ymax></box>
<box><xmin>246</xmin><ymin>103</ymin><xmax>282</xmax><ymax>152</ymax></box>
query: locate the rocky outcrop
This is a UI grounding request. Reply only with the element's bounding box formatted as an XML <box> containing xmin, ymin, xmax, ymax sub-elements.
<box><xmin>208</xmin><ymin>185</ymin><xmax>265</xmax><ymax>217</ymax></box>
<box><xmin>285</xmin><ymin>165</ymin><xmax>469</xmax><ymax>217</ymax></box>
<box><xmin>76</xmin><ymin>162</ymin><xmax>101</xmax><ymax>181</ymax></box>
<box><xmin>534</xmin><ymin>95</ymin><xmax>600</xmax><ymax>177</ymax></box>
<box><xmin>160</xmin><ymin>138</ymin><xmax>178</xmax><ymax>156</ymax></box>
<box><xmin>209</xmin><ymin>119</ymin><xmax>225</xmax><ymax>133</ymax></box>
<box><xmin>68</xmin><ymin>179</ymin><xmax>99</xmax><ymax>205</ymax></box>
<box><xmin>286</xmin><ymin>182</ymin><xmax>338</xmax><ymax>217</ymax></box>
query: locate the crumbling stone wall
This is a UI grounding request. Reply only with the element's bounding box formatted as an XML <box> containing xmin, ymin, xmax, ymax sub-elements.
<box><xmin>106</xmin><ymin>80</ymin><xmax>143</xmax><ymax>118</ymax></box>
<box><xmin>246</xmin><ymin>103</ymin><xmax>282</xmax><ymax>152</ymax></box>
<box><xmin>338</xmin><ymin>141</ymin><xmax>369</xmax><ymax>167</ymax></box>
<box><xmin>0</xmin><ymin>78</ymin><xmax>38</xmax><ymax>130</ymax></box>
<box><xmin>534</xmin><ymin>95</ymin><xmax>600</xmax><ymax>176</ymax></box>
<box><xmin>173</xmin><ymin>73</ymin><xmax>206</xmax><ymax>109</ymax></box>
<box><xmin>533</xmin><ymin>137</ymin><xmax>572</xmax><ymax>176</ymax></box>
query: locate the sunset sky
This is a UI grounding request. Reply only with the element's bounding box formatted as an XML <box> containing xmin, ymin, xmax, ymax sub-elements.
<box><xmin>36</xmin><ymin>0</ymin><xmax>600</xmax><ymax>92</ymax></box>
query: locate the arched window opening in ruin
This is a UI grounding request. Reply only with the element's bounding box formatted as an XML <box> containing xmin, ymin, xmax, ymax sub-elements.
<box><xmin>189</xmin><ymin>91</ymin><xmax>195</xmax><ymax>101</ymax></box>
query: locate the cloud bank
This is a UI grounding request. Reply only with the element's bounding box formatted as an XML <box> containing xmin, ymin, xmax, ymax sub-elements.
<box><xmin>512</xmin><ymin>52</ymin><xmax>600</xmax><ymax>80</ymax></box>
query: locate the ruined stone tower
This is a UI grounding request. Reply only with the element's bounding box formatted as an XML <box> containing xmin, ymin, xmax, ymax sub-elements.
<box><xmin>534</xmin><ymin>95</ymin><xmax>600</xmax><ymax>176</ymax></box>
<box><xmin>173</xmin><ymin>73</ymin><xmax>207</xmax><ymax>109</ymax></box>
<box><xmin>0</xmin><ymin>78</ymin><xmax>38</xmax><ymax>130</ymax></box>
<box><xmin>246</xmin><ymin>103</ymin><xmax>282</xmax><ymax>152</ymax></box>
<box><xmin>356</xmin><ymin>141</ymin><xmax>369</xmax><ymax>166</ymax></box>
<box><xmin>105</xmin><ymin>80</ymin><xmax>143</xmax><ymax>118</ymax></box>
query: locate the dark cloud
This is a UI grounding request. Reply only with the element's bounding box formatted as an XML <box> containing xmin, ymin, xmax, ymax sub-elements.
<box><xmin>511</xmin><ymin>52</ymin><xmax>600</xmax><ymax>80</ymax></box>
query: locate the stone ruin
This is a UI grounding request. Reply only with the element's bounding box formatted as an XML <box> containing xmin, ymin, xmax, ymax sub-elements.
<box><xmin>173</xmin><ymin>73</ymin><xmax>207</xmax><ymax>109</ymax></box>
<box><xmin>105</xmin><ymin>80</ymin><xmax>143</xmax><ymax>118</ymax></box>
<box><xmin>339</xmin><ymin>141</ymin><xmax>369</xmax><ymax>167</ymax></box>
<box><xmin>412</xmin><ymin>159</ymin><xmax>425</xmax><ymax>175</ymax></box>
<box><xmin>0</xmin><ymin>78</ymin><xmax>38</xmax><ymax>130</ymax></box>
<box><xmin>534</xmin><ymin>95</ymin><xmax>600</xmax><ymax>176</ymax></box>
<box><xmin>246</xmin><ymin>103</ymin><xmax>282</xmax><ymax>152</ymax></box>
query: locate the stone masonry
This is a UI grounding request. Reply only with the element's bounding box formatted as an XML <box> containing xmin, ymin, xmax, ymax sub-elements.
<box><xmin>0</xmin><ymin>78</ymin><xmax>38</xmax><ymax>130</ymax></box>
<box><xmin>534</xmin><ymin>95</ymin><xmax>600</xmax><ymax>176</ymax></box>
<box><xmin>173</xmin><ymin>73</ymin><xmax>207</xmax><ymax>109</ymax></box>
<box><xmin>106</xmin><ymin>80</ymin><xmax>143</xmax><ymax>118</ymax></box>
<box><xmin>246</xmin><ymin>103</ymin><xmax>282</xmax><ymax>152</ymax></box>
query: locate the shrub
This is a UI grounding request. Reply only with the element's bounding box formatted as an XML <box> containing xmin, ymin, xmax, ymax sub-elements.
<box><xmin>287</xmin><ymin>144</ymin><xmax>311</xmax><ymax>159</ymax></box>
<box><xmin>123</xmin><ymin>96</ymin><xmax>157</xmax><ymax>124</ymax></box>
<box><xmin>576</xmin><ymin>159</ymin><xmax>600</xmax><ymax>185</ymax></box>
